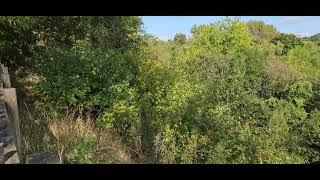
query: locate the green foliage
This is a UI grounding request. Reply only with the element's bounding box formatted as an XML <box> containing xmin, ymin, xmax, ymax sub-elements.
<box><xmin>144</xmin><ymin>18</ymin><xmax>317</xmax><ymax>163</ymax></box>
<box><xmin>286</xmin><ymin>81</ymin><xmax>313</xmax><ymax>107</ymax></box>
<box><xmin>307</xmin><ymin>110</ymin><xmax>320</xmax><ymax>147</ymax></box>
<box><xmin>33</xmin><ymin>16</ymin><xmax>143</xmax><ymax>113</ymax></box>
<box><xmin>188</xmin><ymin>19</ymin><xmax>253</xmax><ymax>57</ymax></box>
<box><xmin>3</xmin><ymin>16</ymin><xmax>320</xmax><ymax>164</ymax></box>
<box><xmin>310</xmin><ymin>33</ymin><xmax>320</xmax><ymax>41</ymax></box>
<box><xmin>66</xmin><ymin>137</ymin><xmax>97</xmax><ymax>164</ymax></box>
<box><xmin>246</xmin><ymin>20</ymin><xmax>278</xmax><ymax>44</ymax></box>
<box><xmin>304</xmin><ymin>33</ymin><xmax>320</xmax><ymax>45</ymax></box>
<box><xmin>0</xmin><ymin>16</ymin><xmax>37</xmax><ymax>70</ymax></box>
<box><xmin>97</xmin><ymin>81</ymin><xmax>141</xmax><ymax>149</ymax></box>
<box><xmin>286</xmin><ymin>42</ymin><xmax>320</xmax><ymax>80</ymax></box>
<box><xmin>174</xmin><ymin>33</ymin><xmax>186</xmax><ymax>45</ymax></box>
<box><xmin>271</xmin><ymin>33</ymin><xmax>304</xmax><ymax>55</ymax></box>
<box><xmin>36</xmin><ymin>40</ymin><xmax>140</xmax><ymax>112</ymax></box>
<box><xmin>303</xmin><ymin>110</ymin><xmax>320</xmax><ymax>162</ymax></box>
<box><xmin>0</xmin><ymin>16</ymin><xmax>142</xmax><ymax>71</ymax></box>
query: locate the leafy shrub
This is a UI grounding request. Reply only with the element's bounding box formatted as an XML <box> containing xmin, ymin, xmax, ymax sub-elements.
<box><xmin>66</xmin><ymin>137</ymin><xmax>96</xmax><ymax>164</ymax></box>
<box><xmin>97</xmin><ymin>81</ymin><xmax>141</xmax><ymax>150</ymax></box>
<box><xmin>36</xmin><ymin>39</ymin><xmax>141</xmax><ymax>114</ymax></box>
<box><xmin>271</xmin><ymin>33</ymin><xmax>304</xmax><ymax>55</ymax></box>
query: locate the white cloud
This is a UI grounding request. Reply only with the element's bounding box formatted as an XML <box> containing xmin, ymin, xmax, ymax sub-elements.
<box><xmin>280</xmin><ymin>16</ymin><xmax>304</xmax><ymax>24</ymax></box>
<box><xmin>294</xmin><ymin>32</ymin><xmax>311</xmax><ymax>37</ymax></box>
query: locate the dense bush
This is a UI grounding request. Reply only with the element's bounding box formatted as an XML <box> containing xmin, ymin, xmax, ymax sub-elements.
<box><xmin>138</xmin><ymin>19</ymin><xmax>320</xmax><ymax>163</ymax></box>
<box><xmin>35</xmin><ymin>40</ymin><xmax>141</xmax><ymax>112</ymax></box>
<box><xmin>271</xmin><ymin>33</ymin><xmax>304</xmax><ymax>55</ymax></box>
<box><xmin>1</xmin><ymin>17</ymin><xmax>320</xmax><ymax>164</ymax></box>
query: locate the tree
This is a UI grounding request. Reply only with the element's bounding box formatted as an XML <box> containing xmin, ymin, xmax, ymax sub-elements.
<box><xmin>35</xmin><ymin>16</ymin><xmax>144</xmax><ymax>111</ymax></box>
<box><xmin>0</xmin><ymin>17</ymin><xmax>37</xmax><ymax>71</ymax></box>
<box><xmin>246</xmin><ymin>20</ymin><xmax>278</xmax><ymax>44</ymax></box>
<box><xmin>4</xmin><ymin>16</ymin><xmax>320</xmax><ymax>164</ymax></box>
<box><xmin>0</xmin><ymin>16</ymin><xmax>143</xmax><ymax>72</ymax></box>
<box><xmin>305</xmin><ymin>33</ymin><xmax>320</xmax><ymax>46</ymax></box>
<box><xmin>174</xmin><ymin>33</ymin><xmax>186</xmax><ymax>45</ymax></box>
<box><xmin>271</xmin><ymin>33</ymin><xmax>304</xmax><ymax>55</ymax></box>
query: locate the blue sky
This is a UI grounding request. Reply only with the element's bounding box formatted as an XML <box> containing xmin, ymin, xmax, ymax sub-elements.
<box><xmin>141</xmin><ymin>16</ymin><xmax>320</xmax><ymax>40</ymax></box>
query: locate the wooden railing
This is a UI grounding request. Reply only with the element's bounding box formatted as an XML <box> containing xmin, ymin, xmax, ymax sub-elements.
<box><xmin>0</xmin><ymin>63</ymin><xmax>20</xmax><ymax>164</ymax></box>
<box><xmin>0</xmin><ymin>63</ymin><xmax>60</xmax><ymax>164</ymax></box>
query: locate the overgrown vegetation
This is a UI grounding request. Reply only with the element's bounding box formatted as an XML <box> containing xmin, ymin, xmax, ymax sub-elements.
<box><xmin>1</xmin><ymin>17</ymin><xmax>320</xmax><ymax>164</ymax></box>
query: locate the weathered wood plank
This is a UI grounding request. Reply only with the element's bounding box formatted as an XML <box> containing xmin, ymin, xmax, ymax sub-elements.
<box><xmin>0</xmin><ymin>64</ymin><xmax>6</xmax><ymax>74</ymax></box>
<box><xmin>1</xmin><ymin>74</ymin><xmax>11</xmax><ymax>88</ymax></box>
<box><xmin>0</xmin><ymin>143</ymin><xmax>4</xmax><ymax>164</ymax></box>
<box><xmin>0</xmin><ymin>100</ymin><xmax>20</xmax><ymax>164</ymax></box>
<box><xmin>0</xmin><ymin>64</ymin><xmax>10</xmax><ymax>88</ymax></box>
<box><xmin>3</xmin><ymin>88</ymin><xmax>21</xmax><ymax>155</ymax></box>
<box><xmin>0</xmin><ymin>64</ymin><xmax>21</xmax><ymax>164</ymax></box>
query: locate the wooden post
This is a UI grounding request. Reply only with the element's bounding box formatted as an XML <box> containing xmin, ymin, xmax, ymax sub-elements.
<box><xmin>0</xmin><ymin>64</ymin><xmax>5</xmax><ymax>73</ymax></box>
<box><xmin>0</xmin><ymin>65</ymin><xmax>11</xmax><ymax>88</ymax></box>
<box><xmin>1</xmin><ymin>74</ymin><xmax>11</xmax><ymax>88</ymax></box>
<box><xmin>3</xmin><ymin>88</ymin><xmax>21</xmax><ymax>155</ymax></box>
<box><xmin>0</xmin><ymin>143</ymin><xmax>4</xmax><ymax>164</ymax></box>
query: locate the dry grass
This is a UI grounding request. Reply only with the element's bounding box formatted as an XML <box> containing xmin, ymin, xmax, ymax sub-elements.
<box><xmin>20</xmin><ymin>104</ymin><xmax>134</xmax><ymax>164</ymax></box>
<box><xmin>10</xmin><ymin>71</ymin><xmax>136</xmax><ymax>164</ymax></box>
<box><xmin>49</xmin><ymin>114</ymin><xmax>133</xmax><ymax>163</ymax></box>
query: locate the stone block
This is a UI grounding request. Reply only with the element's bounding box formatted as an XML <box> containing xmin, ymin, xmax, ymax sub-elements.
<box><xmin>26</xmin><ymin>152</ymin><xmax>61</xmax><ymax>164</ymax></box>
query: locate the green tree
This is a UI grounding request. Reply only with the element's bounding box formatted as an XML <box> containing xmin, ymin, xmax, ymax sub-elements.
<box><xmin>0</xmin><ymin>16</ymin><xmax>143</xmax><ymax>72</ymax></box>
<box><xmin>35</xmin><ymin>17</ymin><xmax>144</xmax><ymax>112</ymax></box>
<box><xmin>246</xmin><ymin>20</ymin><xmax>278</xmax><ymax>44</ymax></box>
<box><xmin>174</xmin><ymin>33</ymin><xmax>186</xmax><ymax>45</ymax></box>
<box><xmin>271</xmin><ymin>33</ymin><xmax>304</xmax><ymax>55</ymax></box>
<box><xmin>0</xmin><ymin>16</ymin><xmax>37</xmax><ymax>71</ymax></box>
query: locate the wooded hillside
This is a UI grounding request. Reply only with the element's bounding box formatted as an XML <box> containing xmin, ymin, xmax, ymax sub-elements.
<box><xmin>1</xmin><ymin>16</ymin><xmax>320</xmax><ymax>164</ymax></box>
